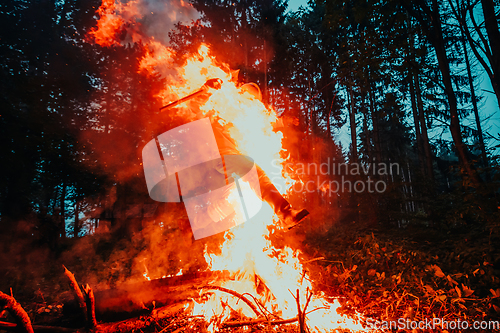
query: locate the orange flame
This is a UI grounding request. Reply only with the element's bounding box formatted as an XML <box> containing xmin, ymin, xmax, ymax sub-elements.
<box><xmin>88</xmin><ymin>1</ymin><xmax>367</xmax><ymax>331</ymax></box>
<box><xmin>87</xmin><ymin>0</ymin><xmax>126</xmax><ymax>46</ymax></box>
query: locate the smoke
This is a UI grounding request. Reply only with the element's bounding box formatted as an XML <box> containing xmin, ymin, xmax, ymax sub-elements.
<box><xmin>1</xmin><ymin>0</ymin><xmax>281</xmax><ymax>300</ymax></box>
<box><xmin>93</xmin><ymin>0</ymin><xmax>199</xmax><ymax>46</ymax></box>
<box><xmin>59</xmin><ymin>0</ymin><xmax>304</xmax><ymax>290</ymax></box>
<box><xmin>134</xmin><ymin>0</ymin><xmax>199</xmax><ymax>44</ymax></box>
<box><xmin>0</xmin><ymin>215</ymin><xmax>53</xmax><ymax>294</ymax></box>
<box><xmin>65</xmin><ymin>0</ymin><xmax>210</xmax><ymax>288</ymax></box>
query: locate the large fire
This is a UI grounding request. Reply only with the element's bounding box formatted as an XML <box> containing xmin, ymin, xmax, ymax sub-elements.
<box><xmin>88</xmin><ymin>1</ymin><xmax>366</xmax><ymax>331</ymax></box>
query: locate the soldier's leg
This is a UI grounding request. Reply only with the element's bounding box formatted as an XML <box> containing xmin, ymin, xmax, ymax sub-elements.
<box><xmin>214</xmin><ymin>155</ymin><xmax>309</xmax><ymax>229</ymax></box>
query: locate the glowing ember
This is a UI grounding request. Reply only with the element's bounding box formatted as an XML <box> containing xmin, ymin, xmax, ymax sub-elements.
<box><xmin>142</xmin><ymin>263</ymin><xmax>183</xmax><ymax>281</ymax></box>
<box><xmin>87</xmin><ymin>1</ymin><xmax>367</xmax><ymax>331</ymax></box>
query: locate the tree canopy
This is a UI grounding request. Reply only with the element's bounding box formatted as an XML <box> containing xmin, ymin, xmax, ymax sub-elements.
<box><xmin>0</xmin><ymin>0</ymin><xmax>498</xmax><ymax>237</ymax></box>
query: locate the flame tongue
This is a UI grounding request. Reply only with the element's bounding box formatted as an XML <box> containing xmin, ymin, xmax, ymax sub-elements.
<box><xmin>88</xmin><ymin>1</ymin><xmax>366</xmax><ymax>331</ymax></box>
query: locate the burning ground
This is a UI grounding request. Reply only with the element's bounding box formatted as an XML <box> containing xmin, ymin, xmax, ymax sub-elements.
<box><xmin>2</xmin><ymin>216</ymin><xmax>499</xmax><ymax>332</ymax></box>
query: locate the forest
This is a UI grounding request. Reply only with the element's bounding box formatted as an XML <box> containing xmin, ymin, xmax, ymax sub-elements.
<box><xmin>1</xmin><ymin>0</ymin><xmax>499</xmax><ymax>332</ymax></box>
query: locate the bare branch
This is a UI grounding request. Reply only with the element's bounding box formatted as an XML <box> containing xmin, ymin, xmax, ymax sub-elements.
<box><xmin>199</xmin><ymin>285</ymin><xmax>263</xmax><ymax>318</ymax></box>
<box><xmin>221</xmin><ymin>316</ymin><xmax>298</xmax><ymax>328</ymax></box>
<box><xmin>467</xmin><ymin>0</ymin><xmax>493</xmax><ymax>62</ymax></box>
<box><xmin>0</xmin><ymin>292</ymin><xmax>34</xmax><ymax>333</ymax></box>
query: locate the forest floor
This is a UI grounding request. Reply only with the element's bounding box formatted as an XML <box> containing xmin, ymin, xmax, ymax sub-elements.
<box><xmin>1</xmin><ymin>216</ymin><xmax>500</xmax><ymax>332</ymax></box>
<box><xmin>301</xmin><ymin>220</ymin><xmax>500</xmax><ymax>332</ymax></box>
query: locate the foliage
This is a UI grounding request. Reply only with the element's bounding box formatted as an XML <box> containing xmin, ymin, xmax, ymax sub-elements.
<box><xmin>303</xmin><ymin>220</ymin><xmax>500</xmax><ymax>331</ymax></box>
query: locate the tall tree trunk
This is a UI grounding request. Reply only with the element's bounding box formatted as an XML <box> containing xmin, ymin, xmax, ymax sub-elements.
<box><xmin>410</xmin><ymin>74</ymin><xmax>426</xmax><ymax>180</ymax></box>
<box><xmin>415</xmin><ymin>70</ymin><xmax>435</xmax><ymax>185</ymax></box>
<box><xmin>368</xmin><ymin>73</ymin><xmax>381</xmax><ymax>163</ymax></box>
<box><xmin>410</xmin><ymin>72</ymin><xmax>426</xmax><ymax>178</ymax></box>
<box><xmin>60</xmin><ymin>182</ymin><xmax>66</xmax><ymax>239</ymax></box>
<box><xmin>480</xmin><ymin>0</ymin><xmax>500</xmax><ymax>110</ymax></box>
<box><xmin>461</xmin><ymin>30</ymin><xmax>488</xmax><ymax>169</ymax></box>
<box><xmin>429</xmin><ymin>0</ymin><xmax>480</xmax><ymax>185</ymax></box>
<box><xmin>456</xmin><ymin>0</ymin><xmax>500</xmax><ymax>112</ymax></box>
<box><xmin>327</xmin><ymin>99</ymin><xmax>332</xmax><ymax>139</ymax></box>
<box><xmin>74</xmin><ymin>200</ymin><xmax>79</xmax><ymax>238</ymax></box>
<box><xmin>362</xmin><ymin>97</ymin><xmax>371</xmax><ymax>160</ymax></box>
<box><xmin>348</xmin><ymin>73</ymin><xmax>358</xmax><ymax>164</ymax></box>
<box><xmin>407</xmin><ymin>14</ymin><xmax>426</xmax><ymax>178</ymax></box>
<box><xmin>347</xmin><ymin>71</ymin><xmax>359</xmax><ymax>224</ymax></box>
<box><xmin>406</xmin><ymin>0</ymin><xmax>481</xmax><ymax>185</ymax></box>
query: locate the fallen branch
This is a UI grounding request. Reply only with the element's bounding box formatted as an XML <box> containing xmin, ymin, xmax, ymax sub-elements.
<box><xmin>199</xmin><ymin>285</ymin><xmax>262</xmax><ymax>318</ymax></box>
<box><xmin>0</xmin><ymin>291</ymin><xmax>34</xmax><ymax>333</ymax></box>
<box><xmin>242</xmin><ymin>292</ymin><xmax>276</xmax><ymax>321</ymax></box>
<box><xmin>302</xmin><ymin>257</ymin><xmax>325</xmax><ymax>264</ymax></box>
<box><xmin>158</xmin><ymin>316</ymin><xmax>181</xmax><ymax>333</ymax></box>
<box><xmin>220</xmin><ymin>316</ymin><xmax>298</xmax><ymax>328</ymax></box>
<box><xmin>62</xmin><ymin>265</ymin><xmax>87</xmax><ymax>324</ymax></box>
<box><xmin>69</xmin><ymin>270</ymin><xmax>229</xmax><ymax>323</ymax></box>
<box><xmin>0</xmin><ymin>321</ymin><xmax>81</xmax><ymax>332</ymax></box>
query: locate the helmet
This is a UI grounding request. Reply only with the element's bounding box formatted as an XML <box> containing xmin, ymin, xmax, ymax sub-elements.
<box><xmin>240</xmin><ymin>83</ymin><xmax>262</xmax><ymax>101</ymax></box>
